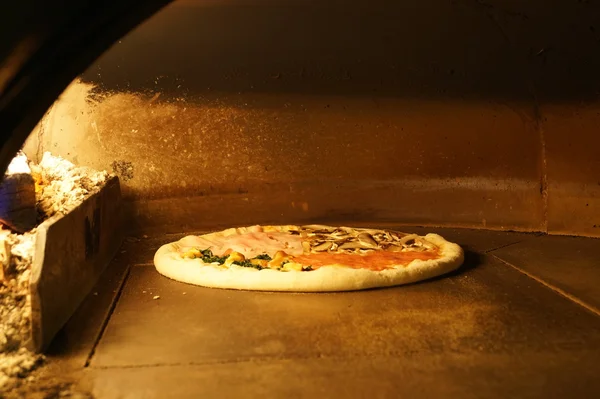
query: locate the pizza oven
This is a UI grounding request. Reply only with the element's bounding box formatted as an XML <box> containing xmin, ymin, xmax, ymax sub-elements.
<box><xmin>1</xmin><ymin>0</ymin><xmax>600</xmax><ymax>397</ymax></box>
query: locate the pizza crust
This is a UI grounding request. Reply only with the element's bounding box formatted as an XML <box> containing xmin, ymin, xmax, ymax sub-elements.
<box><xmin>153</xmin><ymin>230</ymin><xmax>464</xmax><ymax>292</ymax></box>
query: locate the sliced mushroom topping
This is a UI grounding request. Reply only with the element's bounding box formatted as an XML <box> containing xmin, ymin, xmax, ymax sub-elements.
<box><xmin>333</xmin><ymin>237</ymin><xmax>351</xmax><ymax>246</ymax></box>
<box><xmin>416</xmin><ymin>238</ymin><xmax>438</xmax><ymax>250</ymax></box>
<box><xmin>361</xmin><ymin>228</ymin><xmax>385</xmax><ymax>236</ymax></box>
<box><xmin>313</xmin><ymin>241</ymin><xmax>333</xmax><ymax>252</ymax></box>
<box><xmin>398</xmin><ymin>234</ymin><xmax>420</xmax><ymax>246</ymax></box>
<box><xmin>383</xmin><ymin>243</ymin><xmax>405</xmax><ymax>252</ymax></box>
<box><xmin>304</xmin><ymin>225</ymin><xmax>337</xmax><ymax>234</ymax></box>
<box><xmin>331</xmin><ymin>232</ymin><xmax>351</xmax><ymax>240</ymax></box>
<box><xmin>389</xmin><ymin>231</ymin><xmax>407</xmax><ymax>241</ymax></box>
<box><xmin>338</xmin><ymin>226</ymin><xmax>357</xmax><ymax>234</ymax></box>
<box><xmin>371</xmin><ymin>233</ymin><xmax>388</xmax><ymax>243</ymax></box>
<box><xmin>299</xmin><ymin>226</ymin><xmax>435</xmax><ymax>255</ymax></box>
<box><xmin>357</xmin><ymin>232</ymin><xmax>379</xmax><ymax>248</ymax></box>
<box><xmin>396</xmin><ymin>234</ymin><xmax>438</xmax><ymax>251</ymax></box>
<box><xmin>339</xmin><ymin>241</ymin><xmax>371</xmax><ymax>250</ymax></box>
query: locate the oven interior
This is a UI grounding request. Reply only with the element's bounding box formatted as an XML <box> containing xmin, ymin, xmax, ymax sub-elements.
<box><xmin>1</xmin><ymin>0</ymin><xmax>600</xmax><ymax>397</ymax></box>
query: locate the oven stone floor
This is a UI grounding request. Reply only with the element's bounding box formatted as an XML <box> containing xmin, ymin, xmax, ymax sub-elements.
<box><xmin>46</xmin><ymin>227</ymin><xmax>600</xmax><ymax>398</ymax></box>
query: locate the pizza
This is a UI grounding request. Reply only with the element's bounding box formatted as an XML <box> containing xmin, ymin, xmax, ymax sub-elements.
<box><xmin>153</xmin><ymin>225</ymin><xmax>464</xmax><ymax>292</ymax></box>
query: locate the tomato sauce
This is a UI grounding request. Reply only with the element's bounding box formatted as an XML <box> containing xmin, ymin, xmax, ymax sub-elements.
<box><xmin>292</xmin><ymin>250</ymin><xmax>439</xmax><ymax>271</ymax></box>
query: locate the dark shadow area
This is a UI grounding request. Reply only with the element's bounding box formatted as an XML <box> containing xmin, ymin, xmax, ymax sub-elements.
<box><xmin>45</xmin><ymin>329</ymin><xmax>70</xmax><ymax>357</ymax></box>
<box><xmin>453</xmin><ymin>248</ymin><xmax>482</xmax><ymax>274</ymax></box>
<box><xmin>413</xmin><ymin>248</ymin><xmax>483</xmax><ymax>287</ymax></box>
<box><xmin>81</xmin><ymin>0</ymin><xmax>600</xmax><ymax>103</ymax></box>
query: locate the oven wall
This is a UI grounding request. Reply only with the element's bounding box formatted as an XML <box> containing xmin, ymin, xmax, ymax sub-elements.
<box><xmin>22</xmin><ymin>0</ymin><xmax>600</xmax><ymax>236</ymax></box>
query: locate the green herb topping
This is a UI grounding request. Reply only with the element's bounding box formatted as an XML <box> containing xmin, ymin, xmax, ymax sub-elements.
<box><xmin>199</xmin><ymin>248</ymin><xmax>227</xmax><ymax>264</ymax></box>
<box><xmin>233</xmin><ymin>259</ymin><xmax>265</xmax><ymax>270</ymax></box>
<box><xmin>193</xmin><ymin>249</ymin><xmax>312</xmax><ymax>272</ymax></box>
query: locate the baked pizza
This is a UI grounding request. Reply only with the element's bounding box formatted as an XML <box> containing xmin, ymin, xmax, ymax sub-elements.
<box><xmin>153</xmin><ymin>225</ymin><xmax>464</xmax><ymax>292</ymax></box>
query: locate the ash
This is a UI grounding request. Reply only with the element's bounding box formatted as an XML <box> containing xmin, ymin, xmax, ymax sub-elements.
<box><xmin>0</xmin><ymin>152</ymin><xmax>109</xmax><ymax>393</ymax></box>
<box><xmin>0</xmin><ymin>348</ymin><xmax>43</xmax><ymax>390</ymax></box>
<box><xmin>33</xmin><ymin>152</ymin><xmax>109</xmax><ymax>220</ymax></box>
<box><xmin>0</xmin><ymin>228</ymin><xmax>42</xmax><ymax>394</ymax></box>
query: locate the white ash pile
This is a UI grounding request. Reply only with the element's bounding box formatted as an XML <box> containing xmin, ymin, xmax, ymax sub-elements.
<box><xmin>32</xmin><ymin>152</ymin><xmax>109</xmax><ymax>220</ymax></box>
<box><xmin>0</xmin><ymin>348</ymin><xmax>43</xmax><ymax>390</ymax></box>
<box><xmin>0</xmin><ymin>152</ymin><xmax>110</xmax><ymax>393</ymax></box>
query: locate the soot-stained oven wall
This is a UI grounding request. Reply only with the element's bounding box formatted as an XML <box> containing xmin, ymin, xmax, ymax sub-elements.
<box><xmin>22</xmin><ymin>0</ymin><xmax>600</xmax><ymax>236</ymax></box>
